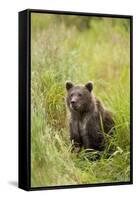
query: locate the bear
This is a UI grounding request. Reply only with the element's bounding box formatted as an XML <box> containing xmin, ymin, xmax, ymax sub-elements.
<box><xmin>65</xmin><ymin>81</ymin><xmax>115</xmax><ymax>153</ymax></box>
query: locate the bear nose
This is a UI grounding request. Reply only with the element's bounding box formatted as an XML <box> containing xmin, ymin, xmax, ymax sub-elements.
<box><xmin>71</xmin><ymin>100</ymin><xmax>76</xmax><ymax>104</ymax></box>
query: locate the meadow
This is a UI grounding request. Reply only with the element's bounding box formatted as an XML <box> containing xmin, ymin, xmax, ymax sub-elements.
<box><xmin>31</xmin><ymin>13</ymin><xmax>130</xmax><ymax>187</ymax></box>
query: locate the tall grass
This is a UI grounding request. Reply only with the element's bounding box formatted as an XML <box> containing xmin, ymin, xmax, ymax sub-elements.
<box><xmin>31</xmin><ymin>13</ymin><xmax>130</xmax><ymax>187</ymax></box>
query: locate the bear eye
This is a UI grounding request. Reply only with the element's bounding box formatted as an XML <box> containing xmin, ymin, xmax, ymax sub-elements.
<box><xmin>78</xmin><ymin>93</ymin><xmax>82</xmax><ymax>97</ymax></box>
<box><xmin>70</xmin><ymin>93</ymin><xmax>74</xmax><ymax>97</ymax></box>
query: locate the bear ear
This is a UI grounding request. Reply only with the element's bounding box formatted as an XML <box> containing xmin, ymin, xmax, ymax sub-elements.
<box><xmin>65</xmin><ymin>81</ymin><xmax>74</xmax><ymax>91</ymax></box>
<box><xmin>85</xmin><ymin>81</ymin><xmax>93</xmax><ymax>92</ymax></box>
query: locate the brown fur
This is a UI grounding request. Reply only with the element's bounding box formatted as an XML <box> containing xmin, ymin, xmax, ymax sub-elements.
<box><xmin>65</xmin><ymin>81</ymin><xmax>114</xmax><ymax>152</ymax></box>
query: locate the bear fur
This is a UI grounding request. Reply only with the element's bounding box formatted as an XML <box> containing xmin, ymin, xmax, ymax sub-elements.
<box><xmin>65</xmin><ymin>81</ymin><xmax>114</xmax><ymax>153</ymax></box>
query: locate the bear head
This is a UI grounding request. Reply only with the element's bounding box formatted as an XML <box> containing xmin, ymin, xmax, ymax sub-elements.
<box><xmin>65</xmin><ymin>81</ymin><xmax>93</xmax><ymax>113</ymax></box>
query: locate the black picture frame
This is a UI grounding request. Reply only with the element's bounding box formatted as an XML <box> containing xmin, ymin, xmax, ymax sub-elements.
<box><xmin>19</xmin><ymin>9</ymin><xmax>133</xmax><ymax>191</ymax></box>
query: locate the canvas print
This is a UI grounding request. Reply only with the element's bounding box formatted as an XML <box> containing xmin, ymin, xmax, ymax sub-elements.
<box><xmin>19</xmin><ymin>10</ymin><xmax>132</xmax><ymax>190</ymax></box>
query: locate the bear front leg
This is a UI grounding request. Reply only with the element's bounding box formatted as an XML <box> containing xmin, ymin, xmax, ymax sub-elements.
<box><xmin>69</xmin><ymin>121</ymin><xmax>81</xmax><ymax>153</ymax></box>
<box><xmin>81</xmin><ymin>125</ymin><xmax>105</xmax><ymax>151</ymax></box>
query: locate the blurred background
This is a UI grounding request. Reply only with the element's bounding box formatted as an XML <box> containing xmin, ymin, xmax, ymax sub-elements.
<box><xmin>31</xmin><ymin>13</ymin><xmax>130</xmax><ymax>187</ymax></box>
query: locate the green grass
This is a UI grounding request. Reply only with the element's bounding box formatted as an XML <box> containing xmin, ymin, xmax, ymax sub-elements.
<box><xmin>31</xmin><ymin>13</ymin><xmax>130</xmax><ymax>187</ymax></box>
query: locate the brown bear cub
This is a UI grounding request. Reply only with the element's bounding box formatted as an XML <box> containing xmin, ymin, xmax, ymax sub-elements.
<box><xmin>65</xmin><ymin>81</ymin><xmax>114</xmax><ymax>153</ymax></box>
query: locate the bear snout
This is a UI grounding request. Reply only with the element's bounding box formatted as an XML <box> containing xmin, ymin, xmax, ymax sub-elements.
<box><xmin>70</xmin><ymin>96</ymin><xmax>78</xmax><ymax>104</ymax></box>
<box><xmin>70</xmin><ymin>99</ymin><xmax>79</xmax><ymax>110</ymax></box>
<box><xmin>71</xmin><ymin>100</ymin><xmax>76</xmax><ymax>104</ymax></box>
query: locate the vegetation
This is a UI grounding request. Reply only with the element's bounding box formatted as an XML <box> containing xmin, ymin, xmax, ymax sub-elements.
<box><xmin>31</xmin><ymin>13</ymin><xmax>130</xmax><ymax>187</ymax></box>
